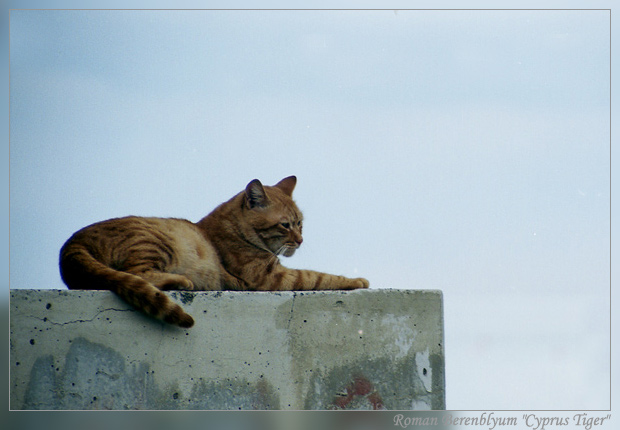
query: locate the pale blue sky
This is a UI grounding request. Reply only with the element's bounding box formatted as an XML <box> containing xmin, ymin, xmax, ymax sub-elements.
<box><xmin>8</xmin><ymin>6</ymin><xmax>611</xmax><ymax>410</ymax></box>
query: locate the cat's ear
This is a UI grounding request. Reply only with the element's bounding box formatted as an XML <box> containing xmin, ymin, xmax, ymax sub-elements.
<box><xmin>274</xmin><ymin>176</ymin><xmax>297</xmax><ymax>197</ymax></box>
<box><xmin>245</xmin><ymin>179</ymin><xmax>269</xmax><ymax>209</ymax></box>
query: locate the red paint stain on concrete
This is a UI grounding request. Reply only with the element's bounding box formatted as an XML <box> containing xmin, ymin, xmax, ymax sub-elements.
<box><xmin>332</xmin><ymin>376</ymin><xmax>384</xmax><ymax>410</ymax></box>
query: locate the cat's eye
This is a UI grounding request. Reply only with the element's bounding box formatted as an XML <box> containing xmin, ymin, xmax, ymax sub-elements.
<box><xmin>281</xmin><ymin>222</ymin><xmax>291</xmax><ymax>229</ymax></box>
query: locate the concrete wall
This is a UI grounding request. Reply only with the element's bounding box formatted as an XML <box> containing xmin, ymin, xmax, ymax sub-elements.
<box><xmin>10</xmin><ymin>289</ymin><xmax>445</xmax><ymax>410</ymax></box>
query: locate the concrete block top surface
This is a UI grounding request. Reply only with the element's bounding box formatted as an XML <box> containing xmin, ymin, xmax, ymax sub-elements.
<box><xmin>10</xmin><ymin>288</ymin><xmax>445</xmax><ymax>410</ymax></box>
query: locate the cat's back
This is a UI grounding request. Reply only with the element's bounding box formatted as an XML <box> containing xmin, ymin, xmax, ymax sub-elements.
<box><xmin>60</xmin><ymin>216</ymin><xmax>220</xmax><ymax>288</ymax></box>
<box><xmin>63</xmin><ymin>216</ymin><xmax>200</xmax><ymax>254</ymax></box>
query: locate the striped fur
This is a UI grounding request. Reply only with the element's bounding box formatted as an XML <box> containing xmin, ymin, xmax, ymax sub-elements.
<box><xmin>60</xmin><ymin>176</ymin><xmax>369</xmax><ymax>328</ymax></box>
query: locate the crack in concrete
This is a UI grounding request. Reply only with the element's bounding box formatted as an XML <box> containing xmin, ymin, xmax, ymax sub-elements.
<box><xmin>29</xmin><ymin>308</ymin><xmax>134</xmax><ymax>326</ymax></box>
<box><xmin>286</xmin><ymin>292</ymin><xmax>297</xmax><ymax>331</ymax></box>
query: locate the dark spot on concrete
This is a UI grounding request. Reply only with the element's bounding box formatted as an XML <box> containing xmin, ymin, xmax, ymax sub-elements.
<box><xmin>46</xmin><ymin>303</ymin><xmax>52</xmax><ymax>310</ymax></box>
<box><xmin>178</xmin><ymin>291</ymin><xmax>195</xmax><ymax>305</ymax></box>
<box><xmin>22</xmin><ymin>338</ymin><xmax>156</xmax><ymax>410</ymax></box>
<box><xmin>29</xmin><ymin>339</ymin><xmax>35</xmax><ymax>345</ymax></box>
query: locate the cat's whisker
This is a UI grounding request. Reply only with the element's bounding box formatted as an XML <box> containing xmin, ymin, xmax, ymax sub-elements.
<box><xmin>264</xmin><ymin>247</ymin><xmax>283</xmax><ymax>264</ymax></box>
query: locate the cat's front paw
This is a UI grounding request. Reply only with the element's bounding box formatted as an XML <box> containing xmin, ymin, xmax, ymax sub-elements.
<box><xmin>156</xmin><ymin>274</ymin><xmax>195</xmax><ymax>291</ymax></box>
<box><xmin>346</xmin><ymin>277</ymin><xmax>369</xmax><ymax>290</ymax></box>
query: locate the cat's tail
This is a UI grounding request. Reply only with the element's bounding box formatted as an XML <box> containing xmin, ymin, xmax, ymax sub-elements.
<box><xmin>59</xmin><ymin>243</ymin><xmax>195</xmax><ymax>328</ymax></box>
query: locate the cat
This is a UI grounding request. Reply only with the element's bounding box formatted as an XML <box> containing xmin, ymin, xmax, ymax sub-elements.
<box><xmin>59</xmin><ymin>176</ymin><xmax>369</xmax><ymax>328</ymax></box>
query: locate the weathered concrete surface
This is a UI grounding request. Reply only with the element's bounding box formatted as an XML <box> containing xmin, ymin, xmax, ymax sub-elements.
<box><xmin>10</xmin><ymin>289</ymin><xmax>444</xmax><ymax>410</ymax></box>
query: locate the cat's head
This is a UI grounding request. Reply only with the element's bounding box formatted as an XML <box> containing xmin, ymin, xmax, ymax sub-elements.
<box><xmin>243</xmin><ymin>176</ymin><xmax>304</xmax><ymax>257</ymax></box>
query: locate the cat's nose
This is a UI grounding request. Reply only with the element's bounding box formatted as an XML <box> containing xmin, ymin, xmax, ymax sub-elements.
<box><xmin>295</xmin><ymin>236</ymin><xmax>303</xmax><ymax>245</ymax></box>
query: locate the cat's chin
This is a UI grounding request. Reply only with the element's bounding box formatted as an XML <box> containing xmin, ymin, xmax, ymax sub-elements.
<box><xmin>282</xmin><ymin>248</ymin><xmax>297</xmax><ymax>257</ymax></box>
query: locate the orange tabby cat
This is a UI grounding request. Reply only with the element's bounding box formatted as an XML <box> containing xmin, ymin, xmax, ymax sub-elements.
<box><xmin>59</xmin><ymin>176</ymin><xmax>369</xmax><ymax>328</ymax></box>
